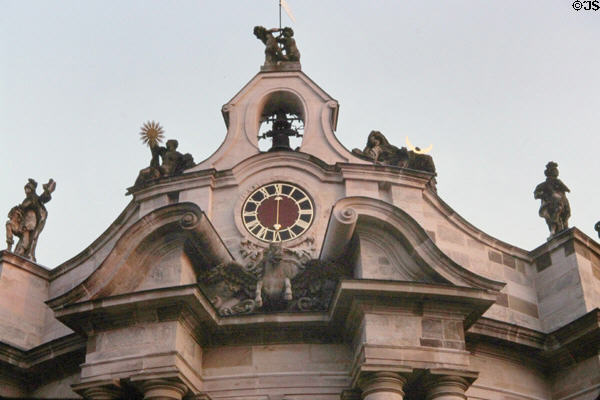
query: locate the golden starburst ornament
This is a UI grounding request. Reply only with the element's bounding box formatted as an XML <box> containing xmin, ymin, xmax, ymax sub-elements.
<box><xmin>139</xmin><ymin>121</ymin><xmax>165</xmax><ymax>147</ymax></box>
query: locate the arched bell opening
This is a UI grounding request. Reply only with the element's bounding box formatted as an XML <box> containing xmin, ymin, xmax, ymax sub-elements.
<box><xmin>257</xmin><ymin>90</ymin><xmax>305</xmax><ymax>152</ymax></box>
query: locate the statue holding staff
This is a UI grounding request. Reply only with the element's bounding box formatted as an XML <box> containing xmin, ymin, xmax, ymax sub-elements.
<box><xmin>6</xmin><ymin>178</ymin><xmax>56</xmax><ymax>262</ymax></box>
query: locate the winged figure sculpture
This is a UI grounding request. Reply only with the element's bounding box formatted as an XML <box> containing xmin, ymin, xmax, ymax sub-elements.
<box><xmin>199</xmin><ymin>243</ymin><xmax>350</xmax><ymax>316</ymax></box>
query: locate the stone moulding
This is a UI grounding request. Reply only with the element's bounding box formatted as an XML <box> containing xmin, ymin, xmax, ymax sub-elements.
<box><xmin>422</xmin><ymin>190</ymin><xmax>531</xmax><ymax>262</ymax></box>
<box><xmin>190</xmin><ymin>70</ymin><xmax>353</xmax><ymax>172</ymax></box>
<box><xmin>46</xmin><ymin>202</ymin><xmax>232</xmax><ymax>310</ymax></box>
<box><xmin>49</xmin><ymin>200</ymin><xmax>140</xmax><ymax>280</ymax></box>
<box><xmin>467</xmin><ymin>317</ymin><xmax>546</xmax><ymax>350</ymax></box>
<box><xmin>0</xmin><ymin>250</ymin><xmax>50</xmax><ymax>280</ymax></box>
<box><xmin>48</xmin><ymin>279</ymin><xmax>498</xmax><ymax>344</ymax></box>
<box><xmin>324</xmin><ymin>196</ymin><xmax>506</xmax><ymax>294</ymax></box>
<box><xmin>0</xmin><ymin>333</ymin><xmax>85</xmax><ymax>389</ymax></box>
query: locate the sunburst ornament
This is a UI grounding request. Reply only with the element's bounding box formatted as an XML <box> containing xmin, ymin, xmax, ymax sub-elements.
<box><xmin>139</xmin><ymin>121</ymin><xmax>165</xmax><ymax>147</ymax></box>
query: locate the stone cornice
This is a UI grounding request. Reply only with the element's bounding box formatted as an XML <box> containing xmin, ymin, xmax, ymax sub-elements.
<box><xmin>467</xmin><ymin>309</ymin><xmax>600</xmax><ymax>370</ymax></box>
<box><xmin>529</xmin><ymin>227</ymin><xmax>600</xmax><ymax>260</ymax></box>
<box><xmin>40</xmin><ymin>282</ymin><xmax>600</xmax><ymax>376</ymax></box>
<box><xmin>46</xmin><ymin>202</ymin><xmax>230</xmax><ymax>310</ymax></box>
<box><xmin>337</xmin><ymin>163</ymin><xmax>434</xmax><ymax>189</ymax></box>
<box><xmin>422</xmin><ymin>191</ymin><xmax>531</xmax><ymax>261</ymax></box>
<box><xmin>467</xmin><ymin>317</ymin><xmax>546</xmax><ymax>350</ymax></box>
<box><xmin>330</xmin><ymin>280</ymin><xmax>499</xmax><ymax>334</ymax></box>
<box><xmin>0</xmin><ymin>333</ymin><xmax>85</xmax><ymax>371</ymax></box>
<box><xmin>544</xmin><ymin>307</ymin><xmax>600</xmax><ymax>370</ymax></box>
<box><xmin>49</xmin><ymin>200</ymin><xmax>140</xmax><ymax>279</ymax></box>
<box><xmin>0</xmin><ymin>250</ymin><xmax>50</xmax><ymax>280</ymax></box>
<box><xmin>128</xmin><ymin>168</ymin><xmax>218</xmax><ymax>200</ymax></box>
<box><xmin>328</xmin><ymin>197</ymin><xmax>506</xmax><ymax>293</ymax></box>
<box><xmin>48</xmin><ymin>279</ymin><xmax>497</xmax><ymax>346</ymax></box>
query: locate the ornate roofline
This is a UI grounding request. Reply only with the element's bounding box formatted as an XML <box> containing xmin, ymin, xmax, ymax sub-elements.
<box><xmin>323</xmin><ymin>196</ymin><xmax>506</xmax><ymax>292</ymax></box>
<box><xmin>46</xmin><ymin>202</ymin><xmax>231</xmax><ymax>309</ymax></box>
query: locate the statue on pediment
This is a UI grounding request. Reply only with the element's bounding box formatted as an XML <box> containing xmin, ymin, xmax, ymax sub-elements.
<box><xmin>254</xmin><ymin>26</ymin><xmax>301</xmax><ymax>66</ymax></box>
<box><xmin>199</xmin><ymin>242</ymin><xmax>349</xmax><ymax>316</ymax></box>
<box><xmin>353</xmin><ymin>130</ymin><xmax>436</xmax><ymax>174</ymax></box>
<box><xmin>278</xmin><ymin>27</ymin><xmax>300</xmax><ymax>62</ymax></box>
<box><xmin>134</xmin><ymin>121</ymin><xmax>195</xmax><ymax>186</ymax></box>
<box><xmin>534</xmin><ymin>162</ymin><xmax>570</xmax><ymax>238</ymax></box>
<box><xmin>5</xmin><ymin>178</ymin><xmax>56</xmax><ymax>262</ymax></box>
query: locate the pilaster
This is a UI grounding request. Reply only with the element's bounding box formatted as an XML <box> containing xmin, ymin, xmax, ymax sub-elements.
<box><xmin>423</xmin><ymin>375</ymin><xmax>469</xmax><ymax>400</ymax></box>
<box><xmin>72</xmin><ymin>380</ymin><xmax>122</xmax><ymax>400</ymax></box>
<box><xmin>358</xmin><ymin>372</ymin><xmax>407</xmax><ymax>400</ymax></box>
<box><xmin>139</xmin><ymin>378</ymin><xmax>189</xmax><ymax>400</ymax></box>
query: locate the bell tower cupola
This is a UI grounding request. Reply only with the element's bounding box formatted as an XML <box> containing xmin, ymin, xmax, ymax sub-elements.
<box><xmin>190</xmin><ymin>26</ymin><xmax>367</xmax><ymax>172</ymax></box>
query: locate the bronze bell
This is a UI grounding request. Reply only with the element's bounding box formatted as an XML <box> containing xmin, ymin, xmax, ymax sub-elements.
<box><xmin>265</xmin><ymin>112</ymin><xmax>296</xmax><ymax>151</ymax></box>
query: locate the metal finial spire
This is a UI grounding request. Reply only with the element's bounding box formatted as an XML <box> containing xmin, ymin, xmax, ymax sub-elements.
<box><xmin>279</xmin><ymin>0</ymin><xmax>296</xmax><ymax>28</ymax></box>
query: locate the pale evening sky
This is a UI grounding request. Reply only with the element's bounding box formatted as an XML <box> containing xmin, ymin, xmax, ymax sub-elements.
<box><xmin>1</xmin><ymin>1</ymin><xmax>599</xmax><ymax>268</ymax></box>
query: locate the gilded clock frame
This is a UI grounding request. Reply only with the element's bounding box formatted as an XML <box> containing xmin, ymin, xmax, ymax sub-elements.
<box><xmin>241</xmin><ymin>182</ymin><xmax>315</xmax><ymax>243</ymax></box>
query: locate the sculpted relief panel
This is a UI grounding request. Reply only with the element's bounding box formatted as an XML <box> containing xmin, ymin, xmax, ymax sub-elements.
<box><xmin>198</xmin><ymin>239</ymin><xmax>351</xmax><ymax>316</ymax></box>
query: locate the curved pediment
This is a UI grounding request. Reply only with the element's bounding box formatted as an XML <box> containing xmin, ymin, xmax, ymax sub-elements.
<box><xmin>321</xmin><ymin>197</ymin><xmax>505</xmax><ymax>292</ymax></box>
<box><xmin>191</xmin><ymin>70</ymin><xmax>367</xmax><ymax>171</ymax></box>
<box><xmin>46</xmin><ymin>202</ymin><xmax>232</xmax><ymax>309</ymax></box>
<box><xmin>230</xmin><ymin>150</ymin><xmax>342</xmax><ymax>185</ymax></box>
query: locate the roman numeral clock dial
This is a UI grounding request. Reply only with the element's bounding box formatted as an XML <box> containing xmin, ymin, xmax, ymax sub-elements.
<box><xmin>242</xmin><ymin>183</ymin><xmax>314</xmax><ymax>243</ymax></box>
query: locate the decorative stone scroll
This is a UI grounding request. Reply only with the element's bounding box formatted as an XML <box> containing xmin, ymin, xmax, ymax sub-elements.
<box><xmin>320</xmin><ymin>207</ymin><xmax>357</xmax><ymax>261</ymax></box>
<box><xmin>352</xmin><ymin>130</ymin><xmax>436</xmax><ymax>174</ymax></box>
<box><xmin>198</xmin><ymin>240</ymin><xmax>350</xmax><ymax>316</ymax></box>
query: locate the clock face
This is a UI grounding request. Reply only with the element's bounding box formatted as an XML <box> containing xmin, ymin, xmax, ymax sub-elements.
<box><xmin>242</xmin><ymin>182</ymin><xmax>314</xmax><ymax>242</ymax></box>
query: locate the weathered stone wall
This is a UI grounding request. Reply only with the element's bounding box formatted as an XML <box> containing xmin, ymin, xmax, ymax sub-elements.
<box><xmin>30</xmin><ymin>372</ymin><xmax>81</xmax><ymax>399</ymax></box>
<box><xmin>201</xmin><ymin>343</ymin><xmax>351</xmax><ymax>399</ymax></box>
<box><xmin>467</xmin><ymin>343</ymin><xmax>550</xmax><ymax>399</ymax></box>
<box><xmin>133</xmin><ymin>245</ymin><xmax>197</xmax><ymax>291</ymax></box>
<box><xmin>533</xmin><ymin>234</ymin><xmax>600</xmax><ymax>333</ymax></box>
<box><xmin>551</xmin><ymin>355</ymin><xmax>600</xmax><ymax>400</ymax></box>
<box><xmin>0</xmin><ymin>253</ymin><xmax>50</xmax><ymax>349</ymax></box>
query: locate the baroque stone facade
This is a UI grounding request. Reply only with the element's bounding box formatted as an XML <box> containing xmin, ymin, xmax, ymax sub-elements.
<box><xmin>2</xmin><ymin>59</ymin><xmax>600</xmax><ymax>400</ymax></box>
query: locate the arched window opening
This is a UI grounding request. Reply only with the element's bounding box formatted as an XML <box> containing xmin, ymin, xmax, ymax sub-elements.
<box><xmin>257</xmin><ymin>91</ymin><xmax>305</xmax><ymax>152</ymax></box>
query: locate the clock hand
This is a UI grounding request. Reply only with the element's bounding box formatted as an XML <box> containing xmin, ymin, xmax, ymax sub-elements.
<box><xmin>273</xmin><ymin>195</ymin><xmax>282</xmax><ymax>230</ymax></box>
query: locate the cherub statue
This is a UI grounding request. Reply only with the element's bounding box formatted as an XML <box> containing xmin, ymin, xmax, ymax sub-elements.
<box><xmin>277</xmin><ymin>27</ymin><xmax>300</xmax><ymax>62</ymax></box>
<box><xmin>253</xmin><ymin>26</ymin><xmax>285</xmax><ymax>66</ymax></box>
<box><xmin>534</xmin><ymin>162</ymin><xmax>571</xmax><ymax>238</ymax></box>
<box><xmin>253</xmin><ymin>26</ymin><xmax>300</xmax><ymax>66</ymax></box>
<box><xmin>6</xmin><ymin>178</ymin><xmax>56</xmax><ymax>262</ymax></box>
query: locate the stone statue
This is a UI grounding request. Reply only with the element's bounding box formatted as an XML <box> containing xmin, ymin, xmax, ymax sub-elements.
<box><xmin>199</xmin><ymin>243</ymin><xmax>350</xmax><ymax>315</ymax></box>
<box><xmin>595</xmin><ymin>221</ymin><xmax>600</xmax><ymax>239</ymax></box>
<box><xmin>6</xmin><ymin>178</ymin><xmax>56</xmax><ymax>262</ymax></box>
<box><xmin>534</xmin><ymin>162</ymin><xmax>571</xmax><ymax>238</ymax></box>
<box><xmin>352</xmin><ymin>130</ymin><xmax>436</xmax><ymax>174</ymax></box>
<box><xmin>135</xmin><ymin>121</ymin><xmax>195</xmax><ymax>186</ymax></box>
<box><xmin>277</xmin><ymin>27</ymin><xmax>300</xmax><ymax>62</ymax></box>
<box><xmin>253</xmin><ymin>26</ymin><xmax>300</xmax><ymax>66</ymax></box>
